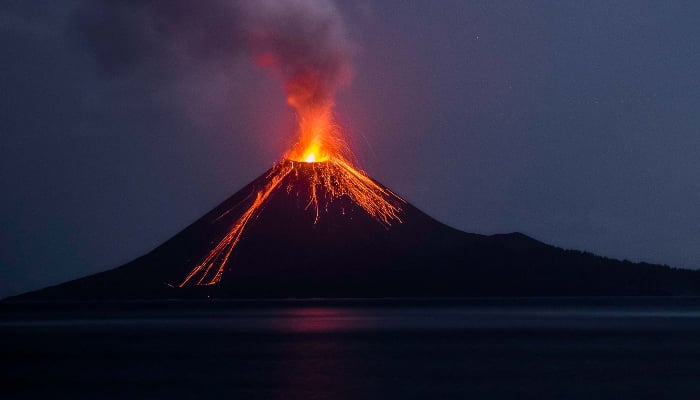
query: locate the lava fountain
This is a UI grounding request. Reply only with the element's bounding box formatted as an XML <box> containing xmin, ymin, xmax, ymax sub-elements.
<box><xmin>179</xmin><ymin>108</ymin><xmax>404</xmax><ymax>286</ymax></box>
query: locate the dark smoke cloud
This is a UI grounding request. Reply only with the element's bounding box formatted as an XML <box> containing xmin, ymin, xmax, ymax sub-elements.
<box><xmin>74</xmin><ymin>0</ymin><xmax>353</xmax><ymax>108</ymax></box>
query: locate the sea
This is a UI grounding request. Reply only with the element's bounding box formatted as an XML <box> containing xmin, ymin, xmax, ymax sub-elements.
<box><xmin>3</xmin><ymin>297</ymin><xmax>700</xmax><ymax>399</ymax></box>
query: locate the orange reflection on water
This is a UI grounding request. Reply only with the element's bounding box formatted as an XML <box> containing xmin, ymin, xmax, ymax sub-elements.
<box><xmin>275</xmin><ymin>307</ymin><xmax>367</xmax><ymax>334</ymax></box>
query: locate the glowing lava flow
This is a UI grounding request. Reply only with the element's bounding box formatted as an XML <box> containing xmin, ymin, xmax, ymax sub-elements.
<box><xmin>179</xmin><ymin>163</ymin><xmax>294</xmax><ymax>286</ymax></box>
<box><xmin>178</xmin><ymin>153</ymin><xmax>404</xmax><ymax>286</ymax></box>
<box><xmin>179</xmin><ymin>110</ymin><xmax>405</xmax><ymax>289</ymax></box>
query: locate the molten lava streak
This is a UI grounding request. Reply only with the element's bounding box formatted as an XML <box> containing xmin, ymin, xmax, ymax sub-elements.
<box><xmin>179</xmin><ymin>107</ymin><xmax>404</xmax><ymax>287</ymax></box>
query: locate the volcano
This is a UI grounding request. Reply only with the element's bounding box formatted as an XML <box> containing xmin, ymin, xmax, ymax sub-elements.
<box><xmin>11</xmin><ymin>1</ymin><xmax>699</xmax><ymax>302</ymax></box>
<box><xmin>10</xmin><ymin>160</ymin><xmax>700</xmax><ymax>301</ymax></box>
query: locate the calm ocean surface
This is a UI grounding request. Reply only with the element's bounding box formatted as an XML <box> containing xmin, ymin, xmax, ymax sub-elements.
<box><xmin>3</xmin><ymin>298</ymin><xmax>700</xmax><ymax>399</ymax></box>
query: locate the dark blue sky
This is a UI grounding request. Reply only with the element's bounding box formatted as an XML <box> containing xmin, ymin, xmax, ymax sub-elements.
<box><xmin>1</xmin><ymin>1</ymin><xmax>699</xmax><ymax>298</ymax></box>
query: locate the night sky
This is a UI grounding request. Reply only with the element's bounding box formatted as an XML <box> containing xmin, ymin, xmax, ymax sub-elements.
<box><xmin>2</xmin><ymin>1</ymin><xmax>699</xmax><ymax>298</ymax></box>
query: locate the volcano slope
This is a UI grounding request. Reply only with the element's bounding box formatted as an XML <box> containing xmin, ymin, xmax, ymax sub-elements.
<box><xmin>9</xmin><ymin>161</ymin><xmax>700</xmax><ymax>300</ymax></box>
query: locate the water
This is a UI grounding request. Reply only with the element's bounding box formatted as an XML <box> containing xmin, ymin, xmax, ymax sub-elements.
<box><xmin>3</xmin><ymin>298</ymin><xmax>700</xmax><ymax>399</ymax></box>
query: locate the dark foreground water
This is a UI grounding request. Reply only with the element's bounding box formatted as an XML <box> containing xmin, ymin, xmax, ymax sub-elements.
<box><xmin>3</xmin><ymin>298</ymin><xmax>700</xmax><ymax>399</ymax></box>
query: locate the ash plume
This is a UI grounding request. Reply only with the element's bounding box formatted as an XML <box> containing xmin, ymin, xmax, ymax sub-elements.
<box><xmin>75</xmin><ymin>0</ymin><xmax>353</xmax><ymax>110</ymax></box>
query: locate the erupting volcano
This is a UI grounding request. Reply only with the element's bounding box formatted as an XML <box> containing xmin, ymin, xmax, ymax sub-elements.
<box><xmin>179</xmin><ymin>146</ymin><xmax>406</xmax><ymax>287</ymax></box>
<box><xmin>13</xmin><ymin>115</ymin><xmax>700</xmax><ymax>301</ymax></box>
<box><xmin>9</xmin><ymin>0</ymin><xmax>700</xmax><ymax>302</ymax></box>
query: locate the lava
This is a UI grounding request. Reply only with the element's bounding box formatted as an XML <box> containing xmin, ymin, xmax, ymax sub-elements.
<box><xmin>179</xmin><ymin>151</ymin><xmax>405</xmax><ymax>286</ymax></box>
<box><xmin>179</xmin><ymin>162</ymin><xmax>294</xmax><ymax>286</ymax></box>
<box><xmin>285</xmin><ymin>105</ymin><xmax>334</xmax><ymax>163</ymax></box>
<box><xmin>179</xmin><ymin>110</ymin><xmax>404</xmax><ymax>287</ymax></box>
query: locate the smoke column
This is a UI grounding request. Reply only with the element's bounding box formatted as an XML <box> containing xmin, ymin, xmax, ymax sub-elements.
<box><xmin>76</xmin><ymin>0</ymin><xmax>353</xmax><ymax>156</ymax></box>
